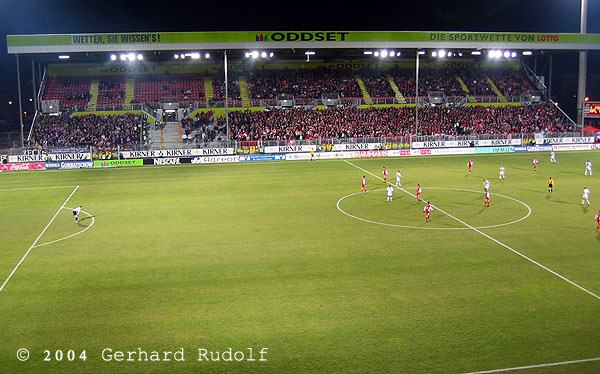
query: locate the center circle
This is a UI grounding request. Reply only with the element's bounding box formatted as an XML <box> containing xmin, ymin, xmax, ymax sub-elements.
<box><xmin>336</xmin><ymin>187</ymin><xmax>531</xmax><ymax>231</ymax></box>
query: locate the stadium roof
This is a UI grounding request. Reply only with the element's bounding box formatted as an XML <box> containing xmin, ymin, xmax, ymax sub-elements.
<box><xmin>7</xmin><ymin>30</ymin><xmax>600</xmax><ymax>54</ymax></box>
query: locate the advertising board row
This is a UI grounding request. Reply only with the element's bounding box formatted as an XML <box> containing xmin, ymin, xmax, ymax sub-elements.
<box><xmin>1</xmin><ymin>144</ymin><xmax>598</xmax><ymax>171</ymax></box>
<box><xmin>8</xmin><ymin>152</ymin><xmax>92</xmax><ymax>163</ymax></box>
<box><xmin>119</xmin><ymin>148</ymin><xmax>235</xmax><ymax>159</ymax></box>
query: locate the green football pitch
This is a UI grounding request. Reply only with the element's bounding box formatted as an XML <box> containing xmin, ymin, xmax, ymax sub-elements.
<box><xmin>1</xmin><ymin>151</ymin><xmax>599</xmax><ymax>373</ymax></box>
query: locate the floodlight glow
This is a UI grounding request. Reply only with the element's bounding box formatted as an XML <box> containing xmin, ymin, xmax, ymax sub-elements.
<box><xmin>58</xmin><ymin>55</ymin><xmax>70</xmax><ymax>60</ymax></box>
<box><xmin>503</xmin><ymin>51</ymin><xmax>510</xmax><ymax>58</ymax></box>
<box><xmin>417</xmin><ymin>51</ymin><xmax>425</xmax><ymax>55</ymax></box>
<box><xmin>205</xmin><ymin>53</ymin><xmax>210</xmax><ymax>58</ymax></box>
<box><xmin>522</xmin><ymin>51</ymin><xmax>532</xmax><ymax>56</ymax></box>
<box><xmin>190</xmin><ymin>53</ymin><xmax>200</xmax><ymax>59</ymax></box>
<box><xmin>511</xmin><ymin>51</ymin><xmax>516</xmax><ymax>58</ymax></box>
<box><xmin>180</xmin><ymin>54</ymin><xmax>185</xmax><ymax>59</ymax></box>
<box><xmin>269</xmin><ymin>52</ymin><xmax>274</xmax><ymax>57</ymax></box>
<box><xmin>261</xmin><ymin>51</ymin><xmax>267</xmax><ymax>58</ymax></box>
<box><xmin>374</xmin><ymin>51</ymin><xmax>380</xmax><ymax>57</ymax></box>
<box><xmin>471</xmin><ymin>51</ymin><xmax>482</xmax><ymax>55</ymax></box>
<box><xmin>458</xmin><ymin>52</ymin><xmax>463</xmax><ymax>57</ymax></box>
<box><xmin>251</xmin><ymin>51</ymin><xmax>259</xmax><ymax>59</ymax></box>
<box><xmin>431</xmin><ymin>51</ymin><xmax>437</xmax><ymax>57</ymax></box>
<box><xmin>137</xmin><ymin>54</ymin><xmax>143</xmax><ymax>60</ymax></box>
<box><xmin>363</xmin><ymin>51</ymin><xmax>373</xmax><ymax>55</ymax></box>
<box><xmin>447</xmin><ymin>51</ymin><xmax>452</xmax><ymax>57</ymax></box>
<box><xmin>127</xmin><ymin>53</ymin><xmax>135</xmax><ymax>61</ymax></box>
<box><xmin>380</xmin><ymin>50</ymin><xmax>388</xmax><ymax>58</ymax></box>
<box><xmin>110</xmin><ymin>54</ymin><xmax>117</xmax><ymax>61</ymax></box>
<box><xmin>174</xmin><ymin>54</ymin><xmax>179</xmax><ymax>59</ymax></box>
<box><xmin>390</xmin><ymin>51</ymin><xmax>395</xmax><ymax>57</ymax></box>
<box><xmin>438</xmin><ymin>50</ymin><xmax>446</xmax><ymax>58</ymax></box>
<box><xmin>119</xmin><ymin>54</ymin><xmax>127</xmax><ymax>61</ymax></box>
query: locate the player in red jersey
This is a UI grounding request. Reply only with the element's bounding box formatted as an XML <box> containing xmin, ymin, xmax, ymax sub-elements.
<box><xmin>484</xmin><ymin>190</ymin><xmax>491</xmax><ymax>207</ymax></box>
<box><xmin>423</xmin><ymin>201</ymin><xmax>433</xmax><ymax>222</ymax></box>
<box><xmin>416</xmin><ymin>184</ymin><xmax>422</xmax><ymax>202</ymax></box>
<box><xmin>382</xmin><ymin>166</ymin><xmax>388</xmax><ymax>182</ymax></box>
<box><xmin>361</xmin><ymin>175</ymin><xmax>367</xmax><ymax>193</ymax></box>
<box><xmin>596</xmin><ymin>210</ymin><xmax>600</xmax><ymax>231</ymax></box>
<box><xmin>533</xmin><ymin>157</ymin><xmax>539</xmax><ymax>172</ymax></box>
<box><xmin>468</xmin><ymin>160</ymin><xmax>473</xmax><ymax>174</ymax></box>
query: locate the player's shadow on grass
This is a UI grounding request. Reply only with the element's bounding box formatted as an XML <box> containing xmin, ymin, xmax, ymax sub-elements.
<box><xmin>560</xmin><ymin>170</ymin><xmax>586</xmax><ymax>176</ymax></box>
<box><xmin>544</xmin><ymin>195</ymin><xmax>570</xmax><ymax>204</ymax></box>
<box><xmin>582</xmin><ymin>205</ymin><xmax>589</xmax><ymax>213</ymax></box>
<box><xmin>475</xmin><ymin>207</ymin><xmax>488</xmax><ymax>215</ymax></box>
<box><xmin>519</xmin><ymin>189</ymin><xmax>545</xmax><ymax>194</ymax></box>
<box><xmin>77</xmin><ymin>216</ymin><xmax>95</xmax><ymax>227</ymax></box>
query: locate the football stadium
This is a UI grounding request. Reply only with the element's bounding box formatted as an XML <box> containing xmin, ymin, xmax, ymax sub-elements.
<box><xmin>1</xmin><ymin>19</ymin><xmax>600</xmax><ymax>374</ymax></box>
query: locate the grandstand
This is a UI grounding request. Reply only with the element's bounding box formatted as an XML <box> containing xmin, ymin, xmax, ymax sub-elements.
<box><xmin>3</xmin><ymin>30</ymin><xmax>600</xmax><ymax>374</ymax></box>
<box><xmin>24</xmin><ymin>57</ymin><xmax>575</xmax><ymax>150</ymax></box>
<box><xmin>6</xmin><ymin>30</ymin><xmax>597</xmax><ymax>151</ymax></box>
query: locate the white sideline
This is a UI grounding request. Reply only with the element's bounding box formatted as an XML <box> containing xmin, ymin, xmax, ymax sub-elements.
<box><xmin>0</xmin><ymin>185</ymin><xmax>79</xmax><ymax>192</ymax></box>
<box><xmin>464</xmin><ymin>356</ymin><xmax>600</xmax><ymax>373</ymax></box>
<box><xmin>342</xmin><ymin>159</ymin><xmax>600</xmax><ymax>302</ymax></box>
<box><xmin>0</xmin><ymin>185</ymin><xmax>80</xmax><ymax>293</ymax></box>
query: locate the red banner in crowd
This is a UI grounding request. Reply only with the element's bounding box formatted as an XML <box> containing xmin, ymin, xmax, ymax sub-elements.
<box><xmin>0</xmin><ymin>162</ymin><xmax>46</xmax><ymax>171</ymax></box>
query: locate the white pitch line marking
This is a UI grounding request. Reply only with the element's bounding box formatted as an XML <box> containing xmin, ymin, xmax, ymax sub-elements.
<box><xmin>337</xmin><ymin>187</ymin><xmax>531</xmax><ymax>230</ymax></box>
<box><xmin>33</xmin><ymin>207</ymin><xmax>95</xmax><ymax>249</ymax></box>
<box><xmin>0</xmin><ymin>185</ymin><xmax>79</xmax><ymax>193</ymax></box>
<box><xmin>343</xmin><ymin>159</ymin><xmax>600</xmax><ymax>302</ymax></box>
<box><xmin>0</xmin><ymin>185</ymin><xmax>80</xmax><ymax>293</ymax></box>
<box><xmin>464</xmin><ymin>356</ymin><xmax>600</xmax><ymax>373</ymax></box>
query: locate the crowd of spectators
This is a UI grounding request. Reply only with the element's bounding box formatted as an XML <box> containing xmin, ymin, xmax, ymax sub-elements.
<box><xmin>228</xmin><ymin>104</ymin><xmax>569</xmax><ymax>141</ymax></box>
<box><xmin>461</xmin><ymin>70</ymin><xmax>494</xmax><ymax>98</ymax></box>
<box><xmin>247</xmin><ymin>67</ymin><xmax>361</xmax><ymax>100</ymax></box>
<box><xmin>181</xmin><ymin>111</ymin><xmax>223</xmax><ymax>143</ymax></box>
<box><xmin>97</xmin><ymin>78</ymin><xmax>126</xmax><ymax>106</ymax></box>
<box><xmin>31</xmin><ymin>113</ymin><xmax>143</xmax><ymax>147</ymax></box>
<box><xmin>211</xmin><ymin>70</ymin><xmax>241</xmax><ymax>103</ymax></box>
<box><xmin>390</xmin><ymin>68</ymin><xmax>464</xmax><ymax>98</ymax></box>
<box><xmin>361</xmin><ymin>69</ymin><xmax>395</xmax><ymax>99</ymax></box>
<box><xmin>489</xmin><ymin>70</ymin><xmax>536</xmax><ymax>97</ymax></box>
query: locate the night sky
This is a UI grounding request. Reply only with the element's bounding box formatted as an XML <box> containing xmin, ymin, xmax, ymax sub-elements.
<box><xmin>0</xmin><ymin>0</ymin><xmax>598</xmax><ymax>119</ymax></box>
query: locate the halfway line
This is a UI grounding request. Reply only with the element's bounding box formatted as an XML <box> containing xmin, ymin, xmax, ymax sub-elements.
<box><xmin>342</xmin><ymin>159</ymin><xmax>600</xmax><ymax>302</ymax></box>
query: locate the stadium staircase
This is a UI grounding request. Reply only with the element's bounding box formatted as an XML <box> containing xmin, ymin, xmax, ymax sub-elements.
<box><xmin>238</xmin><ymin>76</ymin><xmax>251</xmax><ymax>107</ymax></box>
<box><xmin>486</xmin><ymin>77</ymin><xmax>507</xmax><ymax>102</ymax></box>
<box><xmin>124</xmin><ymin>78</ymin><xmax>135</xmax><ymax>106</ymax></box>
<box><xmin>162</xmin><ymin>121</ymin><xmax>183</xmax><ymax>147</ymax></box>
<box><xmin>355</xmin><ymin>76</ymin><xmax>373</xmax><ymax>105</ymax></box>
<box><xmin>387</xmin><ymin>75</ymin><xmax>406</xmax><ymax>103</ymax></box>
<box><xmin>87</xmin><ymin>79</ymin><xmax>99</xmax><ymax>111</ymax></box>
<box><xmin>456</xmin><ymin>75</ymin><xmax>477</xmax><ymax>103</ymax></box>
<box><xmin>203</xmin><ymin>77</ymin><xmax>214</xmax><ymax>104</ymax></box>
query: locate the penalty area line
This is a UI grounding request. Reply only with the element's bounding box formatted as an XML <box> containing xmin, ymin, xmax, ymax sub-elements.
<box><xmin>342</xmin><ymin>159</ymin><xmax>600</xmax><ymax>302</ymax></box>
<box><xmin>0</xmin><ymin>185</ymin><xmax>80</xmax><ymax>293</ymax></box>
<box><xmin>464</xmin><ymin>356</ymin><xmax>600</xmax><ymax>373</ymax></box>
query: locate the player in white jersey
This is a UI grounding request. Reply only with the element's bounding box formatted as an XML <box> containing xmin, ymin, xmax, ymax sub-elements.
<box><xmin>550</xmin><ymin>151</ymin><xmax>557</xmax><ymax>163</ymax></box>
<box><xmin>499</xmin><ymin>166</ymin><xmax>506</xmax><ymax>180</ymax></box>
<box><xmin>582</xmin><ymin>187</ymin><xmax>591</xmax><ymax>206</ymax></box>
<box><xmin>483</xmin><ymin>178</ymin><xmax>490</xmax><ymax>192</ymax></box>
<box><xmin>395</xmin><ymin>170</ymin><xmax>402</xmax><ymax>187</ymax></box>
<box><xmin>73</xmin><ymin>206</ymin><xmax>82</xmax><ymax>224</ymax></box>
<box><xmin>386</xmin><ymin>185</ymin><xmax>394</xmax><ymax>201</ymax></box>
<box><xmin>585</xmin><ymin>161</ymin><xmax>593</xmax><ymax>176</ymax></box>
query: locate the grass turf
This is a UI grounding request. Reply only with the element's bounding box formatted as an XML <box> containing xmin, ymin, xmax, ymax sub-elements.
<box><xmin>0</xmin><ymin>151</ymin><xmax>600</xmax><ymax>373</ymax></box>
